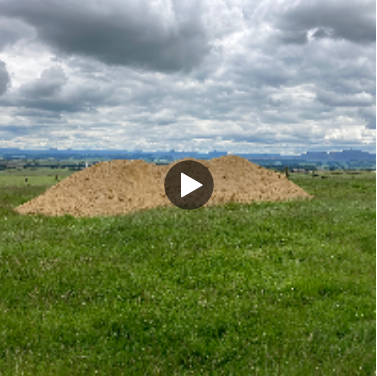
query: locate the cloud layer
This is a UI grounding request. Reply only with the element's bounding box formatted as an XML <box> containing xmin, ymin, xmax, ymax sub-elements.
<box><xmin>0</xmin><ymin>0</ymin><xmax>375</xmax><ymax>152</ymax></box>
<box><xmin>0</xmin><ymin>60</ymin><xmax>10</xmax><ymax>95</ymax></box>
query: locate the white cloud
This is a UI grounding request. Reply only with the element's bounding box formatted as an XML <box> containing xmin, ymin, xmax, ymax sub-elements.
<box><xmin>0</xmin><ymin>0</ymin><xmax>375</xmax><ymax>152</ymax></box>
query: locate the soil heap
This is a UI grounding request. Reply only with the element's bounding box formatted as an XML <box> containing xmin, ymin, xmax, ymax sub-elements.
<box><xmin>15</xmin><ymin>156</ymin><xmax>311</xmax><ymax>217</ymax></box>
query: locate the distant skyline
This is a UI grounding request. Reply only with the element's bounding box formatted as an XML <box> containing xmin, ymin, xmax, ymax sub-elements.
<box><xmin>0</xmin><ymin>146</ymin><xmax>375</xmax><ymax>157</ymax></box>
<box><xmin>0</xmin><ymin>0</ymin><xmax>375</xmax><ymax>153</ymax></box>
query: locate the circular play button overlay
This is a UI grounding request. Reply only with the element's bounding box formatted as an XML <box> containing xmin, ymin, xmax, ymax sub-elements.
<box><xmin>164</xmin><ymin>160</ymin><xmax>214</xmax><ymax>210</ymax></box>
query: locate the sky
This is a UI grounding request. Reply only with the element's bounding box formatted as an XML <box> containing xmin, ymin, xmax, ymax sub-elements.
<box><xmin>0</xmin><ymin>0</ymin><xmax>375</xmax><ymax>154</ymax></box>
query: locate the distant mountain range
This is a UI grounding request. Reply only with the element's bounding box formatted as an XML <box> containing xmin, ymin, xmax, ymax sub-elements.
<box><xmin>0</xmin><ymin>148</ymin><xmax>375</xmax><ymax>163</ymax></box>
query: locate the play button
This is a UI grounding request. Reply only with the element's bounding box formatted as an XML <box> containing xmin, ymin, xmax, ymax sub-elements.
<box><xmin>165</xmin><ymin>160</ymin><xmax>214</xmax><ymax>210</ymax></box>
<box><xmin>181</xmin><ymin>173</ymin><xmax>202</xmax><ymax>197</ymax></box>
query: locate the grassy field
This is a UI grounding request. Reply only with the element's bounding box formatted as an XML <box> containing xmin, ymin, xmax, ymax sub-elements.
<box><xmin>0</xmin><ymin>170</ymin><xmax>375</xmax><ymax>375</ymax></box>
<box><xmin>0</xmin><ymin>168</ymin><xmax>73</xmax><ymax>187</ymax></box>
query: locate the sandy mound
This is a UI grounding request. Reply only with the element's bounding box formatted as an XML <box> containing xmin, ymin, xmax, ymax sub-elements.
<box><xmin>15</xmin><ymin>156</ymin><xmax>311</xmax><ymax>217</ymax></box>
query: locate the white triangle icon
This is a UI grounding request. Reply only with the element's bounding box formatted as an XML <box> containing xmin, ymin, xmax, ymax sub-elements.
<box><xmin>181</xmin><ymin>173</ymin><xmax>203</xmax><ymax>198</ymax></box>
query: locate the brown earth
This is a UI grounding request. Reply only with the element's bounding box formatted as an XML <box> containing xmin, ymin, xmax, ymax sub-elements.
<box><xmin>15</xmin><ymin>156</ymin><xmax>312</xmax><ymax>217</ymax></box>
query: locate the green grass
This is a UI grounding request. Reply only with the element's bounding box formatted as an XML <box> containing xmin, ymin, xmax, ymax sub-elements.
<box><xmin>0</xmin><ymin>173</ymin><xmax>375</xmax><ymax>375</ymax></box>
<box><xmin>0</xmin><ymin>168</ymin><xmax>74</xmax><ymax>187</ymax></box>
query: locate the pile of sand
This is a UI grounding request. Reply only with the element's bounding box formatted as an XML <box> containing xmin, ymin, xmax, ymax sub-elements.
<box><xmin>15</xmin><ymin>156</ymin><xmax>311</xmax><ymax>217</ymax></box>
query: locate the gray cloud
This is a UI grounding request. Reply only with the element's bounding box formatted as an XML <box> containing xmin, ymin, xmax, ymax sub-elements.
<box><xmin>359</xmin><ymin>107</ymin><xmax>376</xmax><ymax>129</ymax></box>
<box><xmin>0</xmin><ymin>17</ymin><xmax>34</xmax><ymax>51</ymax></box>
<box><xmin>0</xmin><ymin>0</ymin><xmax>209</xmax><ymax>72</ymax></box>
<box><xmin>278</xmin><ymin>0</ymin><xmax>375</xmax><ymax>44</ymax></box>
<box><xmin>0</xmin><ymin>61</ymin><xmax>10</xmax><ymax>96</ymax></box>
<box><xmin>312</xmin><ymin>28</ymin><xmax>333</xmax><ymax>40</ymax></box>
<box><xmin>0</xmin><ymin>0</ymin><xmax>375</xmax><ymax>152</ymax></box>
<box><xmin>316</xmin><ymin>91</ymin><xmax>374</xmax><ymax>107</ymax></box>
<box><xmin>19</xmin><ymin>66</ymin><xmax>67</xmax><ymax>99</ymax></box>
<box><xmin>278</xmin><ymin>31</ymin><xmax>308</xmax><ymax>45</ymax></box>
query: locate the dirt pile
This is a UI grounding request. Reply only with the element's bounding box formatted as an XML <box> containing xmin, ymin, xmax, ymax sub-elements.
<box><xmin>15</xmin><ymin>156</ymin><xmax>311</xmax><ymax>217</ymax></box>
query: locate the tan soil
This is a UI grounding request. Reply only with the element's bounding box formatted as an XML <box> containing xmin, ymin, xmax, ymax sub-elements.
<box><xmin>15</xmin><ymin>156</ymin><xmax>312</xmax><ymax>217</ymax></box>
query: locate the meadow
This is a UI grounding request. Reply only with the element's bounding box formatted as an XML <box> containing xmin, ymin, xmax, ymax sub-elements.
<box><xmin>0</xmin><ymin>169</ymin><xmax>375</xmax><ymax>375</ymax></box>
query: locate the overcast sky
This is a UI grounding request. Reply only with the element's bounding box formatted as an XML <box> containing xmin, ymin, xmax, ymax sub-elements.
<box><xmin>0</xmin><ymin>0</ymin><xmax>375</xmax><ymax>153</ymax></box>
